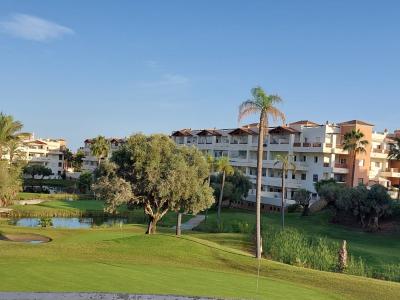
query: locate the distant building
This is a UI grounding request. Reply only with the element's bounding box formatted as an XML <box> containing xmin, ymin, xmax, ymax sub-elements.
<box><xmin>79</xmin><ymin>138</ymin><xmax>125</xmax><ymax>173</ymax></box>
<box><xmin>171</xmin><ymin>120</ymin><xmax>400</xmax><ymax>210</ymax></box>
<box><xmin>2</xmin><ymin>133</ymin><xmax>66</xmax><ymax>179</ymax></box>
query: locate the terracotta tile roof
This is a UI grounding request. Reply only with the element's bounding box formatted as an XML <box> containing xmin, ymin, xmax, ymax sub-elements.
<box><xmin>196</xmin><ymin>129</ymin><xmax>222</xmax><ymax>136</ymax></box>
<box><xmin>269</xmin><ymin>126</ymin><xmax>300</xmax><ymax>135</ymax></box>
<box><xmin>171</xmin><ymin>129</ymin><xmax>193</xmax><ymax>137</ymax></box>
<box><xmin>24</xmin><ymin>140</ymin><xmax>47</xmax><ymax>145</ymax></box>
<box><xmin>229</xmin><ymin>127</ymin><xmax>258</xmax><ymax>135</ymax></box>
<box><xmin>338</xmin><ymin>120</ymin><xmax>374</xmax><ymax>126</ymax></box>
<box><xmin>289</xmin><ymin>120</ymin><xmax>320</xmax><ymax>127</ymax></box>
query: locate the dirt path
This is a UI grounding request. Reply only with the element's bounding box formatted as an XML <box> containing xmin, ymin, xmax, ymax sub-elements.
<box><xmin>0</xmin><ymin>292</ymin><xmax>218</xmax><ymax>300</ymax></box>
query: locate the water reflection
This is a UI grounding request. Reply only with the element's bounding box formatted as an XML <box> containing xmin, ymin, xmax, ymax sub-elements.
<box><xmin>13</xmin><ymin>217</ymin><xmax>127</xmax><ymax>228</ymax></box>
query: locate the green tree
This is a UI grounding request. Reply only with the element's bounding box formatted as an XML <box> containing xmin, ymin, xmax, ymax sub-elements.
<box><xmin>215</xmin><ymin>156</ymin><xmax>234</xmax><ymax>226</ymax></box>
<box><xmin>62</xmin><ymin>148</ymin><xmax>74</xmax><ymax>170</ymax></box>
<box><xmin>7</xmin><ymin>139</ymin><xmax>24</xmax><ymax>164</ymax></box>
<box><xmin>23</xmin><ymin>164</ymin><xmax>53</xmax><ymax>179</ymax></box>
<box><xmin>0</xmin><ymin>161</ymin><xmax>22</xmax><ymax>207</ymax></box>
<box><xmin>204</xmin><ymin>154</ymin><xmax>216</xmax><ymax>221</ymax></box>
<box><xmin>73</xmin><ymin>150</ymin><xmax>85</xmax><ymax>172</ymax></box>
<box><xmin>388</xmin><ymin>137</ymin><xmax>400</xmax><ymax>160</ymax></box>
<box><xmin>238</xmin><ymin>86</ymin><xmax>286</xmax><ymax>258</ymax></box>
<box><xmin>96</xmin><ymin>134</ymin><xmax>214</xmax><ymax>234</ymax></box>
<box><xmin>294</xmin><ymin>189</ymin><xmax>312</xmax><ymax>216</ymax></box>
<box><xmin>78</xmin><ymin>172</ymin><xmax>93</xmax><ymax>193</ymax></box>
<box><xmin>90</xmin><ymin>136</ymin><xmax>109</xmax><ymax>167</ymax></box>
<box><xmin>342</xmin><ymin>129</ymin><xmax>369</xmax><ymax>187</ymax></box>
<box><xmin>274</xmin><ymin>154</ymin><xmax>296</xmax><ymax>229</ymax></box>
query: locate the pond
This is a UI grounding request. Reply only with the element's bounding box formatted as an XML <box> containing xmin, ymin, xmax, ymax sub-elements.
<box><xmin>12</xmin><ymin>217</ymin><xmax>128</xmax><ymax>229</ymax></box>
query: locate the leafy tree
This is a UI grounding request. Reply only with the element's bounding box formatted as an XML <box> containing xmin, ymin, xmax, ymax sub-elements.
<box><xmin>210</xmin><ymin>170</ymin><xmax>252</xmax><ymax>205</ymax></box>
<box><xmin>388</xmin><ymin>137</ymin><xmax>400</xmax><ymax>160</ymax></box>
<box><xmin>23</xmin><ymin>164</ymin><xmax>53</xmax><ymax>179</ymax></box>
<box><xmin>97</xmin><ymin>134</ymin><xmax>214</xmax><ymax>234</ymax></box>
<box><xmin>62</xmin><ymin>148</ymin><xmax>74</xmax><ymax>170</ymax></box>
<box><xmin>294</xmin><ymin>189</ymin><xmax>311</xmax><ymax>216</ymax></box>
<box><xmin>90</xmin><ymin>136</ymin><xmax>109</xmax><ymax>167</ymax></box>
<box><xmin>0</xmin><ymin>161</ymin><xmax>22</xmax><ymax>207</ymax></box>
<box><xmin>315</xmin><ymin>178</ymin><xmax>337</xmax><ymax>194</ymax></box>
<box><xmin>342</xmin><ymin>129</ymin><xmax>368</xmax><ymax>187</ymax></box>
<box><xmin>365</xmin><ymin>184</ymin><xmax>392</xmax><ymax>229</ymax></box>
<box><xmin>238</xmin><ymin>86</ymin><xmax>286</xmax><ymax>258</ymax></box>
<box><xmin>7</xmin><ymin>139</ymin><xmax>25</xmax><ymax>164</ymax></box>
<box><xmin>274</xmin><ymin>154</ymin><xmax>296</xmax><ymax>229</ymax></box>
<box><xmin>78</xmin><ymin>172</ymin><xmax>93</xmax><ymax>193</ymax></box>
<box><xmin>215</xmin><ymin>156</ymin><xmax>234</xmax><ymax>226</ymax></box>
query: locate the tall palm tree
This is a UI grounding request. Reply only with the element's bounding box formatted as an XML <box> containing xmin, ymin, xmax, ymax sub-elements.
<box><xmin>342</xmin><ymin>129</ymin><xmax>369</xmax><ymax>187</ymax></box>
<box><xmin>7</xmin><ymin>139</ymin><xmax>24</xmax><ymax>164</ymax></box>
<box><xmin>0</xmin><ymin>113</ymin><xmax>24</xmax><ymax>159</ymax></box>
<box><xmin>215</xmin><ymin>156</ymin><xmax>234</xmax><ymax>225</ymax></box>
<box><xmin>90</xmin><ymin>136</ymin><xmax>109</xmax><ymax>167</ymax></box>
<box><xmin>273</xmin><ymin>154</ymin><xmax>296</xmax><ymax>229</ymax></box>
<box><xmin>238</xmin><ymin>86</ymin><xmax>285</xmax><ymax>259</ymax></box>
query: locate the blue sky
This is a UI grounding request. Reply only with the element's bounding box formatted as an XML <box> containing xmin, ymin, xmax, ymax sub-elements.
<box><xmin>0</xmin><ymin>1</ymin><xmax>399</xmax><ymax>150</ymax></box>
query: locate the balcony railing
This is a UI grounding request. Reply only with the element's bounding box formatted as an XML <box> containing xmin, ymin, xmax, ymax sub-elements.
<box><xmin>334</xmin><ymin>163</ymin><xmax>348</xmax><ymax>169</ymax></box>
<box><xmin>325</xmin><ymin>143</ymin><xmax>333</xmax><ymax>148</ymax></box>
<box><xmin>323</xmin><ymin>162</ymin><xmax>330</xmax><ymax>167</ymax></box>
<box><xmin>293</xmin><ymin>142</ymin><xmax>301</xmax><ymax>147</ymax></box>
<box><xmin>313</xmin><ymin>143</ymin><xmax>322</xmax><ymax>147</ymax></box>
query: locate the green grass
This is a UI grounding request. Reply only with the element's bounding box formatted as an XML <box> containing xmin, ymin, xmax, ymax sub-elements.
<box><xmin>17</xmin><ymin>192</ymin><xmax>92</xmax><ymax>201</ymax></box>
<box><xmin>196</xmin><ymin>209</ymin><xmax>400</xmax><ymax>277</ymax></box>
<box><xmin>0</xmin><ymin>224</ymin><xmax>399</xmax><ymax>299</ymax></box>
<box><xmin>9</xmin><ymin>199</ymin><xmax>191</xmax><ymax>227</ymax></box>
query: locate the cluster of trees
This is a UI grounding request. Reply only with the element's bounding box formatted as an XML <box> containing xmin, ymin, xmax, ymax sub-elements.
<box><xmin>317</xmin><ymin>181</ymin><xmax>392</xmax><ymax>230</ymax></box>
<box><xmin>63</xmin><ymin>148</ymin><xmax>85</xmax><ymax>172</ymax></box>
<box><xmin>0</xmin><ymin>113</ymin><xmax>27</xmax><ymax>206</ymax></box>
<box><xmin>23</xmin><ymin>164</ymin><xmax>53</xmax><ymax>179</ymax></box>
<box><xmin>93</xmin><ymin>134</ymin><xmax>215</xmax><ymax>234</ymax></box>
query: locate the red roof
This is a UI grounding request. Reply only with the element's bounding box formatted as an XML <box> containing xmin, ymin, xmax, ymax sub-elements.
<box><xmin>338</xmin><ymin>120</ymin><xmax>374</xmax><ymax>126</ymax></box>
<box><xmin>289</xmin><ymin>120</ymin><xmax>320</xmax><ymax>127</ymax></box>
<box><xmin>229</xmin><ymin>127</ymin><xmax>257</xmax><ymax>135</ymax></box>
<box><xmin>171</xmin><ymin>129</ymin><xmax>193</xmax><ymax>137</ymax></box>
<box><xmin>269</xmin><ymin>126</ymin><xmax>300</xmax><ymax>135</ymax></box>
<box><xmin>196</xmin><ymin>129</ymin><xmax>222</xmax><ymax>136</ymax></box>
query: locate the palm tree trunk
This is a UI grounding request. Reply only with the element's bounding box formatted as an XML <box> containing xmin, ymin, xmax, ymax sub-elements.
<box><xmin>255</xmin><ymin>113</ymin><xmax>266</xmax><ymax>259</ymax></box>
<box><xmin>351</xmin><ymin>151</ymin><xmax>356</xmax><ymax>187</ymax></box>
<box><xmin>281</xmin><ymin>169</ymin><xmax>285</xmax><ymax>229</ymax></box>
<box><xmin>205</xmin><ymin>174</ymin><xmax>211</xmax><ymax>222</ymax></box>
<box><xmin>176</xmin><ymin>212</ymin><xmax>182</xmax><ymax>236</ymax></box>
<box><xmin>217</xmin><ymin>171</ymin><xmax>226</xmax><ymax>225</ymax></box>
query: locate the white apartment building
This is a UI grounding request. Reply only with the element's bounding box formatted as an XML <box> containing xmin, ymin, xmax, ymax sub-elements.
<box><xmin>172</xmin><ymin>120</ymin><xmax>400</xmax><ymax>210</ymax></box>
<box><xmin>80</xmin><ymin>138</ymin><xmax>125</xmax><ymax>173</ymax></box>
<box><xmin>2</xmin><ymin>134</ymin><xmax>66</xmax><ymax>179</ymax></box>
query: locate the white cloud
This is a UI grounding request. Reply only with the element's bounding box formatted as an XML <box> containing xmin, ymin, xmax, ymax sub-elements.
<box><xmin>0</xmin><ymin>13</ymin><xmax>74</xmax><ymax>41</ymax></box>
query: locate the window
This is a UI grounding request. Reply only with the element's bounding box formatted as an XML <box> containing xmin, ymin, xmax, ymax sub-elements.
<box><xmin>59</xmin><ymin>154</ymin><xmax>63</xmax><ymax>160</ymax></box>
<box><xmin>313</xmin><ymin>174</ymin><xmax>318</xmax><ymax>182</ymax></box>
<box><xmin>375</xmin><ymin>162</ymin><xmax>380</xmax><ymax>167</ymax></box>
<box><xmin>358</xmin><ymin>178</ymin><xmax>364</xmax><ymax>184</ymax></box>
<box><xmin>340</xmin><ymin>158</ymin><xmax>347</xmax><ymax>164</ymax></box>
<box><xmin>359</xmin><ymin>159</ymin><xmax>364</xmax><ymax>167</ymax></box>
<box><xmin>58</xmin><ymin>162</ymin><xmax>62</xmax><ymax>167</ymax></box>
<box><xmin>292</xmin><ymin>173</ymin><xmax>296</xmax><ymax>179</ymax></box>
<box><xmin>57</xmin><ymin>171</ymin><xmax>61</xmax><ymax>175</ymax></box>
<box><xmin>314</xmin><ymin>156</ymin><xmax>318</xmax><ymax>163</ymax></box>
<box><xmin>293</xmin><ymin>155</ymin><xmax>297</xmax><ymax>162</ymax></box>
<box><xmin>301</xmin><ymin>173</ymin><xmax>307</xmax><ymax>180</ymax></box>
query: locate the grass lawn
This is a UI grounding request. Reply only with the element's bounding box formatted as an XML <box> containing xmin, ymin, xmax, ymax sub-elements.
<box><xmin>0</xmin><ymin>224</ymin><xmax>399</xmax><ymax>299</ymax></box>
<box><xmin>196</xmin><ymin>209</ymin><xmax>400</xmax><ymax>275</ymax></box>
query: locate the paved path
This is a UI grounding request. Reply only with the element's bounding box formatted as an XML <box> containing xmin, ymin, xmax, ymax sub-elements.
<box><xmin>0</xmin><ymin>293</ymin><xmax>218</xmax><ymax>300</ymax></box>
<box><xmin>172</xmin><ymin>215</ymin><xmax>205</xmax><ymax>231</ymax></box>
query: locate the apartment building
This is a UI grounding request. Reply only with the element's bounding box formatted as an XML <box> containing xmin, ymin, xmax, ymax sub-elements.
<box><xmin>2</xmin><ymin>133</ymin><xmax>66</xmax><ymax>179</ymax></box>
<box><xmin>80</xmin><ymin>138</ymin><xmax>125</xmax><ymax>172</ymax></box>
<box><xmin>172</xmin><ymin>120</ymin><xmax>400</xmax><ymax>209</ymax></box>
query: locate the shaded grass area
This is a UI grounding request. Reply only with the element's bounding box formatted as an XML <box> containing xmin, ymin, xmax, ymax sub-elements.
<box><xmin>0</xmin><ymin>224</ymin><xmax>399</xmax><ymax>300</ymax></box>
<box><xmin>196</xmin><ymin>209</ymin><xmax>400</xmax><ymax>278</ymax></box>
<box><xmin>16</xmin><ymin>192</ymin><xmax>92</xmax><ymax>201</ymax></box>
<box><xmin>9</xmin><ymin>200</ymin><xmax>191</xmax><ymax>228</ymax></box>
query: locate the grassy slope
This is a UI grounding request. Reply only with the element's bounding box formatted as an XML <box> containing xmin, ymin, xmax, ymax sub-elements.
<box><xmin>196</xmin><ymin>209</ymin><xmax>400</xmax><ymax>272</ymax></box>
<box><xmin>0</xmin><ymin>224</ymin><xmax>399</xmax><ymax>300</ymax></box>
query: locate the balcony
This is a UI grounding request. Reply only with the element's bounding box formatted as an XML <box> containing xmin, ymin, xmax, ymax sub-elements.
<box><xmin>380</xmin><ymin>168</ymin><xmax>400</xmax><ymax>178</ymax></box>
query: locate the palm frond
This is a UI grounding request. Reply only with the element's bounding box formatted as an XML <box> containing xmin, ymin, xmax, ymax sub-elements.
<box><xmin>238</xmin><ymin>101</ymin><xmax>261</xmax><ymax>123</ymax></box>
<box><xmin>267</xmin><ymin>107</ymin><xmax>286</xmax><ymax>124</ymax></box>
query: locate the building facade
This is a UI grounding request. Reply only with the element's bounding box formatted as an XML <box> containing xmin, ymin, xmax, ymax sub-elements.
<box><xmin>172</xmin><ymin>120</ymin><xmax>400</xmax><ymax>208</ymax></box>
<box><xmin>2</xmin><ymin>133</ymin><xmax>66</xmax><ymax>179</ymax></box>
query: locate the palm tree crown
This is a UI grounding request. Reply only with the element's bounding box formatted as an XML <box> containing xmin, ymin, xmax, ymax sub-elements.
<box><xmin>90</xmin><ymin>136</ymin><xmax>109</xmax><ymax>166</ymax></box>
<box><xmin>0</xmin><ymin>113</ymin><xmax>25</xmax><ymax>159</ymax></box>
<box><xmin>215</xmin><ymin>156</ymin><xmax>234</xmax><ymax>175</ymax></box>
<box><xmin>238</xmin><ymin>86</ymin><xmax>285</xmax><ymax>259</ymax></box>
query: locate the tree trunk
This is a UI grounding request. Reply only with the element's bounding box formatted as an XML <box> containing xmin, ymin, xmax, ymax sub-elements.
<box><xmin>146</xmin><ymin>216</ymin><xmax>158</xmax><ymax>234</ymax></box>
<box><xmin>338</xmin><ymin>240</ymin><xmax>347</xmax><ymax>272</ymax></box>
<box><xmin>217</xmin><ymin>171</ymin><xmax>226</xmax><ymax>225</ymax></box>
<box><xmin>176</xmin><ymin>212</ymin><xmax>182</xmax><ymax>236</ymax></box>
<box><xmin>281</xmin><ymin>169</ymin><xmax>285</xmax><ymax>229</ymax></box>
<box><xmin>351</xmin><ymin>151</ymin><xmax>356</xmax><ymax>187</ymax></box>
<box><xmin>205</xmin><ymin>174</ymin><xmax>211</xmax><ymax>222</ymax></box>
<box><xmin>255</xmin><ymin>113</ymin><xmax>266</xmax><ymax>259</ymax></box>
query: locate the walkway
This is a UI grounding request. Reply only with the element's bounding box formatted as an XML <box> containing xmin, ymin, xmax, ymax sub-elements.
<box><xmin>172</xmin><ymin>214</ymin><xmax>205</xmax><ymax>231</ymax></box>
